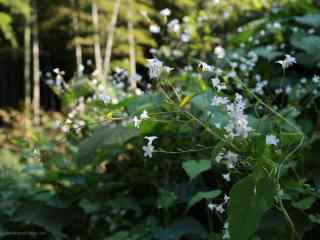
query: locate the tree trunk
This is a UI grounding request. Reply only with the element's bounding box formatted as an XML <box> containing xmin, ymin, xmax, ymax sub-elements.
<box><xmin>103</xmin><ymin>0</ymin><xmax>121</xmax><ymax>83</ymax></box>
<box><xmin>92</xmin><ymin>2</ymin><xmax>103</xmax><ymax>78</ymax></box>
<box><xmin>127</xmin><ymin>0</ymin><xmax>137</xmax><ymax>89</ymax></box>
<box><xmin>71</xmin><ymin>0</ymin><xmax>83</xmax><ymax>78</ymax></box>
<box><xmin>24</xmin><ymin>5</ymin><xmax>32</xmax><ymax>128</ymax></box>
<box><xmin>31</xmin><ymin>0</ymin><xmax>40</xmax><ymax>125</ymax></box>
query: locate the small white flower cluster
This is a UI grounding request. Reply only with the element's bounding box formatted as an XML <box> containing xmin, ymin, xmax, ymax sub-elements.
<box><xmin>223</xmin><ymin>94</ymin><xmax>252</xmax><ymax>139</ymax></box>
<box><xmin>228</xmin><ymin>52</ymin><xmax>258</xmax><ymax>78</ymax></box>
<box><xmin>97</xmin><ymin>92</ymin><xmax>111</xmax><ymax>104</ymax></box>
<box><xmin>212</xmin><ymin>77</ymin><xmax>227</xmax><ymax>92</ymax></box>
<box><xmin>211</xmin><ymin>96</ymin><xmax>229</xmax><ymax>106</ymax></box>
<box><xmin>215</xmin><ymin>150</ymin><xmax>239</xmax><ymax>169</ymax></box>
<box><xmin>55</xmin><ymin>97</ymin><xmax>87</xmax><ymax>133</ymax></box>
<box><xmin>90</xmin><ymin>81</ymin><xmax>112</xmax><ymax>104</ymax></box>
<box><xmin>208</xmin><ymin>194</ymin><xmax>230</xmax><ymax>214</ymax></box>
<box><xmin>266</xmin><ymin>134</ymin><xmax>279</xmax><ymax>146</ymax></box>
<box><xmin>46</xmin><ymin>68</ymin><xmax>68</xmax><ymax>92</ymax></box>
<box><xmin>142</xmin><ymin>136</ymin><xmax>157</xmax><ymax>158</ymax></box>
<box><xmin>253</xmin><ymin>75</ymin><xmax>268</xmax><ymax>95</ymax></box>
<box><xmin>147</xmin><ymin>58</ymin><xmax>173</xmax><ymax>79</ymax></box>
<box><xmin>132</xmin><ymin>110</ymin><xmax>150</xmax><ymax>128</ymax></box>
<box><xmin>113</xmin><ymin>68</ymin><xmax>128</xmax><ymax>87</ymax></box>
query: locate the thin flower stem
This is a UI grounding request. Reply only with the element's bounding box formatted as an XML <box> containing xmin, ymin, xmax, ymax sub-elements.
<box><xmin>155</xmin><ymin>146</ymin><xmax>214</xmax><ymax>154</ymax></box>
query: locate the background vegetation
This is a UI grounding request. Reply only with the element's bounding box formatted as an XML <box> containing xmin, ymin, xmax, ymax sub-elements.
<box><xmin>1</xmin><ymin>0</ymin><xmax>320</xmax><ymax>239</ymax></box>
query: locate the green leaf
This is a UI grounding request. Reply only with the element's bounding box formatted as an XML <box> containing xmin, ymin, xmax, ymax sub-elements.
<box><xmin>158</xmin><ymin>189</ymin><xmax>177</xmax><ymax>208</ymax></box>
<box><xmin>126</xmin><ymin>94</ymin><xmax>163</xmax><ymax>114</ymax></box>
<box><xmin>188</xmin><ymin>190</ymin><xmax>221</xmax><ymax>209</ymax></box>
<box><xmin>105</xmin><ymin>231</ymin><xmax>129</xmax><ymax>240</ymax></box>
<box><xmin>191</xmin><ymin>91</ymin><xmax>213</xmax><ymax>111</ymax></box>
<box><xmin>79</xmin><ymin>198</ymin><xmax>99</xmax><ymax>214</ymax></box>
<box><xmin>291</xmin><ymin>35</ymin><xmax>320</xmax><ymax>54</ymax></box>
<box><xmin>254</xmin><ymin>47</ymin><xmax>283</xmax><ymax>61</ymax></box>
<box><xmin>75</xmin><ymin>125</ymin><xmax>139</xmax><ymax>165</ymax></box>
<box><xmin>309</xmin><ymin>214</ymin><xmax>320</xmax><ymax>224</ymax></box>
<box><xmin>292</xmin><ymin>196</ymin><xmax>316</xmax><ymax>210</ymax></box>
<box><xmin>153</xmin><ymin>218</ymin><xmax>207</xmax><ymax>240</ymax></box>
<box><xmin>182</xmin><ymin>160</ymin><xmax>211</xmax><ymax>180</ymax></box>
<box><xmin>295</xmin><ymin>14</ymin><xmax>320</xmax><ymax>27</ymax></box>
<box><xmin>228</xmin><ymin>175</ymin><xmax>277</xmax><ymax>240</ymax></box>
<box><xmin>13</xmin><ymin>201</ymin><xmax>77</xmax><ymax>240</ymax></box>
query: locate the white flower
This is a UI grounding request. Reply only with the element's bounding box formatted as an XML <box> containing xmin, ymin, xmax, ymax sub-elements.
<box><xmin>277</xmin><ymin>54</ymin><xmax>296</xmax><ymax>69</ymax></box>
<box><xmin>208</xmin><ymin>202</ymin><xmax>215</xmax><ymax>211</ymax></box>
<box><xmin>223</xmin><ymin>194</ymin><xmax>230</xmax><ymax>204</ymax></box>
<box><xmin>167</xmin><ymin>19</ymin><xmax>180</xmax><ymax>33</ymax></box>
<box><xmin>222</xmin><ymin>173</ymin><xmax>231</xmax><ymax>182</ymax></box>
<box><xmin>149</xmin><ymin>24</ymin><xmax>160</xmax><ymax>34</ymax></box>
<box><xmin>211</xmin><ymin>96</ymin><xmax>229</xmax><ymax>106</ymax></box>
<box><xmin>266</xmin><ymin>134</ymin><xmax>279</xmax><ymax>146</ymax></box>
<box><xmin>300</xmin><ymin>78</ymin><xmax>307</xmax><ymax>84</ymax></box>
<box><xmin>208</xmin><ymin>203</ymin><xmax>224</xmax><ymax>213</ymax></box>
<box><xmin>181</xmin><ymin>33</ymin><xmax>191</xmax><ymax>42</ymax></box>
<box><xmin>146</xmin><ymin>58</ymin><xmax>172</xmax><ymax>79</ymax></box>
<box><xmin>215</xmin><ymin>204</ymin><xmax>225</xmax><ymax>214</ymax></box>
<box><xmin>285</xmin><ymin>86</ymin><xmax>292</xmax><ymax>94</ymax></box>
<box><xmin>160</xmin><ymin>8</ymin><xmax>171</xmax><ymax>17</ymax></box>
<box><xmin>144</xmin><ymin>136</ymin><xmax>158</xmax><ymax>145</ymax></box>
<box><xmin>273</xmin><ymin>22</ymin><xmax>281</xmax><ymax>29</ymax></box>
<box><xmin>98</xmin><ymin>92</ymin><xmax>111</xmax><ymax>104</ymax></box>
<box><xmin>211</xmin><ymin>78</ymin><xmax>227</xmax><ymax>92</ymax></box>
<box><xmin>214</xmin><ymin>46</ymin><xmax>226</xmax><ymax>59</ymax></box>
<box><xmin>199</xmin><ymin>61</ymin><xmax>214</xmax><ymax>72</ymax></box>
<box><xmin>143</xmin><ymin>136</ymin><xmax>158</xmax><ymax>158</ymax></box>
<box><xmin>215</xmin><ymin>152</ymin><xmax>224</xmax><ymax>163</ymax></box>
<box><xmin>225</xmin><ymin>151</ymin><xmax>238</xmax><ymax>169</ymax></box>
<box><xmin>227</xmin><ymin>71</ymin><xmax>237</xmax><ymax>79</ymax></box>
<box><xmin>140</xmin><ymin>110</ymin><xmax>150</xmax><ymax>120</ymax></box>
<box><xmin>312</xmin><ymin>75</ymin><xmax>320</xmax><ymax>83</ymax></box>
<box><xmin>143</xmin><ymin>144</ymin><xmax>155</xmax><ymax>158</ymax></box>
<box><xmin>147</xmin><ymin>58</ymin><xmax>163</xmax><ymax>79</ymax></box>
<box><xmin>163</xmin><ymin>66</ymin><xmax>174</xmax><ymax>73</ymax></box>
<box><xmin>132</xmin><ymin>116</ymin><xmax>141</xmax><ymax>128</ymax></box>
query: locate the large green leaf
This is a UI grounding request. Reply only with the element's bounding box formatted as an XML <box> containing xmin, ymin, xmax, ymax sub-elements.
<box><xmin>182</xmin><ymin>160</ymin><xmax>211</xmax><ymax>180</ymax></box>
<box><xmin>254</xmin><ymin>47</ymin><xmax>283</xmax><ymax>61</ymax></box>
<box><xmin>153</xmin><ymin>218</ymin><xmax>208</xmax><ymax>240</ymax></box>
<box><xmin>158</xmin><ymin>189</ymin><xmax>177</xmax><ymax>209</ymax></box>
<box><xmin>75</xmin><ymin>125</ymin><xmax>139</xmax><ymax>165</ymax></box>
<box><xmin>228</xmin><ymin>175</ymin><xmax>277</xmax><ymax>240</ymax></box>
<box><xmin>13</xmin><ymin>201</ymin><xmax>77</xmax><ymax>240</ymax></box>
<box><xmin>126</xmin><ymin>94</ymin><xmax>163</xmax><ymax>114</ymax></box>
<box><xmin>291</xmin><ymin>35</ymin><xmax>320</xmax><ymax>54</ymax></box>
<box><xmin>292</xmin><ymin>196</ymin><xmax>316</xmax><ymax>210</ymax></box>
<box><xmin>295</xmin><ymin>14</ymin><xmax>320</xmax><ymax>27</ymax></box>
<box><xmin>188</xmin><ymin>190</ymin><xmax>221</xmax><ymax>209</ymax></box>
